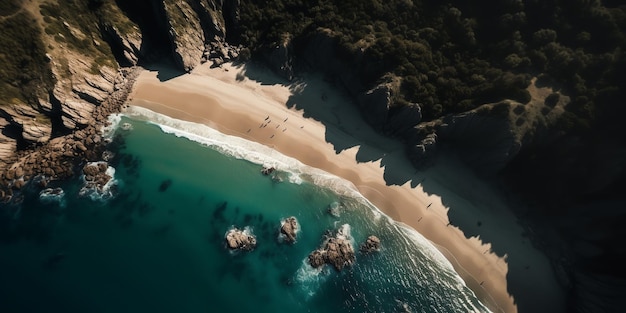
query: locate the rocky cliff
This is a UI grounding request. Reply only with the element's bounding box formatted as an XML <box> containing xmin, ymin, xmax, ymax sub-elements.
<box><xmin>0</xmin><ymin>0</ymin><xmax>239</xmax><ymax>190</ymax></box>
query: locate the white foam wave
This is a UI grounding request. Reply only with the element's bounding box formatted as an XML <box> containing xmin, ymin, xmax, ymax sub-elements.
<box><xmin>396</xmin><ymin>223</ymin><xmax>466</xmax><ymax>287</ymax></box>
<box><xmin>102</xmin><ymin>113</ymin><xmax>123</xmax><ymax>139</ymax></box>
<box><xmin>295</xmin><ymin>257</ymin><xmax>330</xmax><ymax>299</ymax></box>
<box><xmin>336</xmin><ymin>223</ymin><xmax>352</xmax><ymax>241</ymax></box>
<box><xmin>123</xmin><ymin>106</ymin><xmax>366</xmax><ymax>198</ymax></box>
<box><xmin>225</xmin><ymin>225</ymin><xmax>255</xmax><ymax>238</ymax></box>
<box><xmin>39</xmin><ymin>187</ymin><xmax>66</xmax><ymax>207</ymax></box>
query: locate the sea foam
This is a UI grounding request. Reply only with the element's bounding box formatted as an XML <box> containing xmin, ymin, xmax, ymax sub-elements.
<box><xmin>294</xmin><ymin>257</ymin><xmax>330</xmax><ymax>299</ymax></box>
<box><xmin>78</xmin><ymin>164</ymin><xmax>118</xmax><ymax>202</ymax></box>
<box><xmin>122</xmin><ymin>106</ymin><xmax>367</xmax><ymax>199</ymax></box>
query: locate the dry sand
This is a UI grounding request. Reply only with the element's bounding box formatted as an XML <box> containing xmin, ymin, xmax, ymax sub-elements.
<box><xmin>126</xmin><ymin>62</ymin><xmax>565</xmax><ymax>313</ymax></box>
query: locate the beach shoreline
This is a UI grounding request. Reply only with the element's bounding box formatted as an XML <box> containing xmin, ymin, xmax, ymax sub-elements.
<box><xmin>126</xmin><ymin>62</ymin><xmax>564</xmax><ymax>313</ymax></box>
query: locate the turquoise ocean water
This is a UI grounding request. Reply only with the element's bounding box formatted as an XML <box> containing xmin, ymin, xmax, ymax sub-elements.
<box><xmin>0</xmin><ymin>107</ymin><xmax>489</xmax><ymax>312</ymax></box>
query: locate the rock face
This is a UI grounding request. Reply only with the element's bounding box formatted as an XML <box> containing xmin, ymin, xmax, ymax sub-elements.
<box><xmin>308</xmin><ymin>225</ymin><xmax>355</xmax><ymax>271</ymax></box>
<box><xmin>358</xmin><ymin>84</ymin><xmax>391</xmax><ymax>129</ymax></box>
<box><xmin>437</xmin><ymin>103</ymin><xmax>520</xmax><ymax>173</ymax></box>
<box><xmin>405</xmin><ymin>130</ymin><xmax>438</xmax><ymax>169</ymax></box>
<box><xmin>101</xmin><ymin>24</ymin><xmax>143</xmax><ymax>66</ymax></box>
<box><xmin>357</xmin><ymin>74</ymin><xmax>423</xmax><ymax>136</ymax></box>
<box><xmin>1</xmin><ymin>0</ymin><xmax>243</xmax><ymax>191</ymax></box>
<box><xmin>385</xmin><ymin>103</ymin><xmax>422</xmax><ymax>136</ymax></box>
<box><xmin>280</xmin><ymin>217</ymin><xmax>299</xmax><ymax>244</ymax></box>
<box><xmin>163</xmin><ymin>0</ymin><xmax>205</xmax><ymax>72</ymax></box>
<box><xmin>360</xmin><ymin>235</ymin><xmax>381</xmax><ymax>254</ymax></box>
<box><xmin>261</xmin><ymin>35</ymin><xmax>294</xmax><ymax>80</ymax></box>
<box><xmin>225</xmin><ymin>227</ymin><xmax>257</xmax><ymax>251</ymax></box>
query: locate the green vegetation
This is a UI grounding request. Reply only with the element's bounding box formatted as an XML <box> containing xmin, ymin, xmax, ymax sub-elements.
<box><xmin>39</xmin><ymin>1</ymin><xmax>117</xmax><ymax>71</ymax></box>
<box><xmin>0</xmin><ymin>11</ymin><xmax>53</xmax><ymax>106</ymax></box>
<box><xmin>0</xmin><ymin>0</ymin><xmax>20</xmax><ymax>16</ymax></box>
<box><xmin>235</xmin><ymin>0</ymin><xmax>625</xmax><ymax>127</ymax></box>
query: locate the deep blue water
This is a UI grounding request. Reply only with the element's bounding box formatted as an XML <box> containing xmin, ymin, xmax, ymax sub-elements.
<box><xmin>0</xmin><ymin>109</ymin><xmax>489</xmax><ymax>312</ymax></box>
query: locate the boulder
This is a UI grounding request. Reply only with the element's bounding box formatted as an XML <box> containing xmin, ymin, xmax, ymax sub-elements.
<box><xmin>225</xmin><ymin>227</ymin><xmax>257</xmax><ymax>251</ymax></box>
<box><xmin>360</xmin><ymin>235</ymin><xmax>381</xmax><ymax>254</ymax></box>
<box><xmin>83</xmin><ymin>163</ymin><xmax>100</xmax><ymax>177</ymax></box>
<box><xmin>308</xmin><ymin>250</ymin><xmax>325</xmax><ymax>268</ymax></box>
<box><xmin>308</xmin><ymin>225</ymin><xmax>355</xmax><ymax>271</ymax></box>
<box><xmin>82</xmin><ymin>162</ymin><xmax>111</xmax><ymax>192</ymax></box>
<box><xmin>280</xmin><ymin>217</ymin><xmax>299</xmax><ymax>243</ymax></box>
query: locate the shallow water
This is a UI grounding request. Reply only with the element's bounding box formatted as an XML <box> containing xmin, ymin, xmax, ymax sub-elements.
<box><xmin>0</xmin><ymin>111</ymin><xmax>489</xmax><ymax>313</ymax></box>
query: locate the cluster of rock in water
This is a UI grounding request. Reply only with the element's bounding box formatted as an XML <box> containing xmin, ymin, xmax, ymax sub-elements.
<box><xmin>224</xmin><ymin>212</ymin><xmax>380</xmax><ymax>272</ymax></box>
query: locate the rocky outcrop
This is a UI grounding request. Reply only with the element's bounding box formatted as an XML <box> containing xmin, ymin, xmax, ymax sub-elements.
<box><xmin>82</xmin><ymin>162</ymin><xmax>111</xmax><ymax>187</ymax></box>
<box><xmin>163</xmin><ymin>0</ymin><xmax>205</xmax><ymax>72</ymax></box>
<box><xmin>357</xmin><ymin>74</ymin><xmax>422</xmax><ymax>136</ymax></box>
<box><xmin>0</xmin><ymin>67</ymin><xmax>140</xmax><ymax>196</ymax></box>
<box><xmin>0</xmin><ymin>103</ymin><xmax>52</xmax><ymax>143</ymax></box>
<box><xmin>79</xmin><ymin>160</ymin><xmax>117</xmax><ymax>201</ymax></box>
<box><xmin>437</xmin><ymin>102</ymin><xmax>521</xmax><ymax>173</ymax></box>
<box><xmin>97</xmin><ymin>0</ymin><xmax>144</xmax><ymax>66</ymax></box>
<box><xmin>51</xmin><ymin>57</ymin><xmax>121</xmax><ymax>130</ymax></box>
<box><xmin>101</xmin><ymin>24</ymin><xmax>143</xmax><ymax>66</ymax></box>
<box><xmin>280</xmin><ymin>216</ymin><xmax>299</xmax><ymax>244</ymax></box>
<box><xmin>308</xmin><ymin>225</ymin><xmax>355</xmax><ymax>271</ymax></box>
<box><xmin>405</xmin><ymin>130</ymin><xmax>438</xmax><ymax>169</ymax></box>
<box><xmin>225</xmin><ymin>227</ymin><xmax>257</xmax><ymax>251</ymax></box>
<box><xmin>1</xmin><ymin>0</ymin><xmax>240</xmax><ymax>191</ymax></box>
<box><xmin>360</xmin><ymin>235</ymin><xmax>381</xmax><ymax>254</ymax></box>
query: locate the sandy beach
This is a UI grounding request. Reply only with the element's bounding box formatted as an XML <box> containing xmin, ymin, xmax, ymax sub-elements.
<box><xmin>127</xmin><ymin>62</ymin><xmax>565</xmax><ymax>313</ymax></box>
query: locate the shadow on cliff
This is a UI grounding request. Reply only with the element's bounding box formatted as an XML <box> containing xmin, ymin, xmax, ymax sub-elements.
<box><xmin>239</xmin><ymin>62</ymin><xmax>565</xmax><ymax>313</ymax></box>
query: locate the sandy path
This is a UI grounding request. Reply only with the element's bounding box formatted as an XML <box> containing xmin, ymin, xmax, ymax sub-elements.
<box><xmin>126</xmin><ymin>63</ymin><xmax>564</xmax><ymax>313</ymax></box>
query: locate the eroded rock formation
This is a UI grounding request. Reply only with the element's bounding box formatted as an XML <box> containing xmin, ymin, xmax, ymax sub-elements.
<box><xmin>360</xmin><ymin>235</ymin><xmax>381</xmax><ymax>254</ymax></box>
<box><xmin>225</xmin><ymin>227</ymin><xmax>257</xmax><ymax>251</ymax></box>
<box><xmin>280</xmin><ymin>216</ymin><xmax>298</xmax><ymax>244</ymax></box>
<box><xmin>308</xmin><ymin>225</ymin><xmax>355</xmax><ymax>271</ymax></box>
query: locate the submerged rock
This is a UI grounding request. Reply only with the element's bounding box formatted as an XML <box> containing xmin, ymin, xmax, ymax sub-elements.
<box><xmin>39</xmin><ymin>187</ymin><xmax>65</xmax><ymax>205</ymax></box>
<box><xmin>327</xmin><ymin>201</ymin><xmax>341</xmax><ymax>217</ymax></box>
<box><xmin>261</xmin><ymin>166</ymin><xmax>275</xmax><ymax>175</ymax></box>
<box><xmin>280</xmin><ymin>216</ymin><xmax>299</xmax><ymax>244</ymax></box>
<box><xmin>158</xmin><ymin>179</ymin><xmax>173</xmax><ymax>192</ymax></box>
<box><xmin>225</xmin><ymin>227</ymin><xmax>257</xmax><ymax>251</ymax></box>
<box><xmin>360</xmin><ymin>235</ymin><xmax>381</xmax><ymax>254</ymax></box>
<box><xmin>308</xmin><ymin>225</ymin><xmax>355</xmax><ymax>271</ymax></box>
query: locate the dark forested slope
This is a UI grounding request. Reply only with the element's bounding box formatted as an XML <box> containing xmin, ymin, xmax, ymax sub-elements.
<box><xmin>232</xmin><ymin>1</ymin><xmax>626</xmax><ymax>311</ymax></box>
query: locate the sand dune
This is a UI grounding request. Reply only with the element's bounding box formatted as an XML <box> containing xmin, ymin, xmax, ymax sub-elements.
<box><xmin>127</xmin><ymin>62</ymin><xmax>565</xmax><ymax>313</ymax></box>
